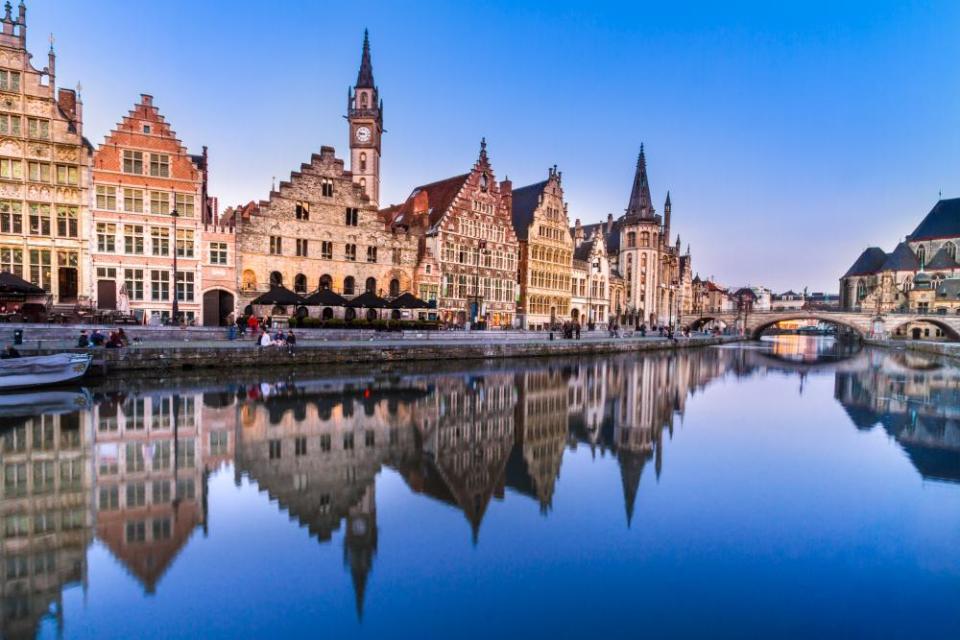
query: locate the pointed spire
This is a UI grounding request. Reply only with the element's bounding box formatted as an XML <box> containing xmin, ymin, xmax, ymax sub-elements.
<box><xmin>479</xmin><ymin>137</ymin><xmax>487</xmax><ymax>161</ymax></box>
<box><xmin>356</xmin><ymin>29</ymin><xmax>374</xmax><ymax>89</ymax></box>
<box><xmin>626</xmin><ymin>143</ymin><xmax>654</xmax><ymax>220</ymax></box>
<box><xmin>618</xmin><ymin>450</ymin><xmax>646</xmax><ymax>528</ymax></box>
<box><xmin>664</xmin><ymin>190</ymin><xmax>671</xmax><ymax>209</ymax></box>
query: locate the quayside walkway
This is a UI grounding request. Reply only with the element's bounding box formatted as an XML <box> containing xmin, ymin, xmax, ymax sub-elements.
<box><xmin>0</xmin><ymin>324</ymin><xmax>742</xmax><ymax>374</ymax></box>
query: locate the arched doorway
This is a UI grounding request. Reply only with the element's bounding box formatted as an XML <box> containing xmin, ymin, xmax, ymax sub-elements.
<box><xmin>571</xmin><ymin>309</ymin><xmax>580</xmax><ymax>322</ymax></box>
<box><xmin>202</xmin><ymin>289</ymin><xmax>235</xmax><ymax>326</ymax></box>
<box><xmin>365</xmin><ymin>277</ymin><xmax>377</xmax><ymax>294</ymax></box>
<box><xmin>319</xmin><ymin>274</ymin><xmax>332</xmax><ymax>291</ymax></box>
<box><xmin>389</xmin><ymin>278</ymin><xmax>400</xmax><ymax>297</ymax></box>
<box><xmin>270</xmin><ymin>271</ymin><xmax>283</xmax><ymax>287</ymax></box>
<box><xmin>294</xmin><ymin>274</ymin><xmax>307</xmax><ymax>294</ymax></box>
<box><xmin>344</xmin><ymin>276</ymin><xmax>355</xmax><ymax>296</ymax></box>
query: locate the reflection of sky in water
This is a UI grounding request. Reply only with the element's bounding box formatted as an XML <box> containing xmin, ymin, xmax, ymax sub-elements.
<box><xmin>6</xmin><ymin>339</ymin><xmax>956</xmax><ymax>638</ymax></box>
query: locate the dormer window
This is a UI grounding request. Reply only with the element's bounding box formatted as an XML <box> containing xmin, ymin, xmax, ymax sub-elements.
<box><xmin>480</xmin><ymin>173</ymin><xmax>489</xmax><ymax>192</ymax></box>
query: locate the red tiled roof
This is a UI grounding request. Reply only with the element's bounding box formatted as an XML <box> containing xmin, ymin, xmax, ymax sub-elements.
<box><xmin>385</xmin><ymin>174</ymin><xmax>470</xmax><ymax>229</ymax></box>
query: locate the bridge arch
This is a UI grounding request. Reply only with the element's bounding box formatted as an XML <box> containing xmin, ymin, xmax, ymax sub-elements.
<box><xmin>687</xmin><ymin>316</ymin><xmax>731</xmax><ymax>331</ymax></box>
<box><xmin>748</xmin><ymin>314</ymin><xmax>868</xmax><ymax>340</ymax></box>
<box><xmin>888</xmin><ymin>317</ymin><xmax>960</xmax><ymax>341</ymax></box>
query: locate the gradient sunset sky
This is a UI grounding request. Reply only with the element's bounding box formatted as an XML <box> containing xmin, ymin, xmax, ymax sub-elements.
<box><xmin>29</xmin><ymin>0</ymin><xmax>960</xmax><ymax>292</ymax></box>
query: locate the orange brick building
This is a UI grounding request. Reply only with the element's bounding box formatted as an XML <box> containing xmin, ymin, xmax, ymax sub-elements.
<box><xmin>90</xmin><ymin>95</ymin><xmax>234</xmax><ymax>324</ymax></box>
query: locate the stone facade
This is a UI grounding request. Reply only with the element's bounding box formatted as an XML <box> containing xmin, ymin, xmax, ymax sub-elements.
<box><xmin>385</xmin><ymin>140</ymin><xmax>519</xmax><ymax>327</ymax></box>
<box><xmin>841</xmin><ymin>198</ymin><xmax>960</xmax><ymax>314</ymax></box>
<box><xmin>574</xmin><ymin>147</ymin><xmax>690</xmax><ymax>328</ymax></box>
<box><xmin>0</xmin><ymin>5</ymin><xmax>89</xmax><ymax>305</ymax></box>
<box><xmin>91</xmin><ymin>95</ymin><xmax>210</xmax><ymax>324</ymax></box>
<box><xmin>234</xmin><ymin>146</ymin><xmax>418</xmax><ymax>311</ymax></box>
<box><xmin>570</xmin><ymin>223</ymin><xmax>613</xmax><ymax>327</ymax></box>
<box><xmin>511</xmin><ymin>167</ymin><xmax>572</xmax><ymax>329</ymax></box>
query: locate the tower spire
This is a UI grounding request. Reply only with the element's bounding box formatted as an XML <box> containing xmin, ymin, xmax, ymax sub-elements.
<box><xmin>626</xmin><ymin>143</ymin><xmax>654</xmax><ymax>220</ymax></box>
<box><xmin>356</xmin><ymin>28</ymin><xmax>374</xmax><ymax>89</ymax></box>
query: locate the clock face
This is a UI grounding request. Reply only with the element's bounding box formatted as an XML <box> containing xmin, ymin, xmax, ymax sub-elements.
<box><xmin>355</xmin><ymin>126</ymin><xmax>371</xmax><ymax>143</ymax></box>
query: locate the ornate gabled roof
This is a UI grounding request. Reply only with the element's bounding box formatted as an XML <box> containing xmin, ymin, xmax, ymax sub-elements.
<box><xmin>880</xmin><ymin>242</ymin><xmax>919</xmax><ymax>272</ymax></box>
<box><xmin>356</xmin><ymin>29</ymin><xmax>374</xmax><ymax>89</ymax></box>
<box><xmin>925</xmin><ymin>246</ymin><xmax>959</xmax><ymax>270</ymax></box>
<box><xmin>384</xmin><ymin>174</ymin><xmax>469</xmax><ymax>229</ymax></box>
<box><xmin>510</xmin><ymin>180</ymin><xmax>548</xmax><ymax>241</ymax></box>
<box><xmin>843</xmin><ymin>247</ymin><xmax>888</xmax><ymax>278</ymax></box>
<box><xmin>625</xmin><ymin>144</ymin><xmax>654</xmax><ymax>220</ymax></box>
<box><xmin>908</xmin><ymin>198</ymin><xmax>960</xmax><ymax>242</ymax></box>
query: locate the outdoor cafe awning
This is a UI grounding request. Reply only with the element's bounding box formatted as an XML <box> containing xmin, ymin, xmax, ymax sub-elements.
<box><xmin>249</xmin><ymin>285</ymin><xmax>306</xmax><ymax>306</ymax></box>
<box><xmin>345</xmin><ymin>291</ymin><xmax>389</xmax><ymax>308</ymax></box>
<box><xmin>303</xmin><ymin>288</ymin><xmax>349</xmax><ymax>307</ymax></box>
<box><xmin>387</xmin><ymin>292</ymin><xmax>433</xmax><ymax>309</ymax></box>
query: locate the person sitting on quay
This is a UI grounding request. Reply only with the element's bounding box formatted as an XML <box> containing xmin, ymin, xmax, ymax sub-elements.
<box><xmin>77</xmin><ymin>330</ymin><xmax>90</xmax><ymax>348</ymax></box>
<box><xmin>258</xmin><ymin>331</ymin><xmax>273</xmax><ymax>348</ymax></box>
<box><xmin>117</xmin><ymin>328</ymin><xmax>130</xmax><ymax>347</ymax></box>
<box><xmin>286</xmin><ymin>330</ymin><xmax>297</xmax><ymax>354</ymax></box>
<box><xmin>575</xmin><ymin>323</ymin><xmax>581</xmax><ymax>340</ymax></box>
<box><xmin>104</xmin><ymin>331</ymin><xmax>125</xmax><ymax>349</ymax></box>
<box><xmin>1</xmin><ymin>344</ymin><xmax>21</xmax><ymax>359</ymax></box>
<box><xmin>90</xmin><ymin>329</ymin><xmax>106</xmax><ymax>347</ymax></box>
<box><xmin>247</xmin><ymin>314</ymin><xmax>259</xmax><ymax>334</ymax></box>
<box><xmin>236</xmin><ymin>314</ymin><xmax>247</xmax><ymax>338</ymax></box>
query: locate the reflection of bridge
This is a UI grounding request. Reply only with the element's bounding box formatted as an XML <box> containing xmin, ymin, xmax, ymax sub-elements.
<box><xmin>687</xmin><ymin>310</ymin><xmax>960</xmax><ymax>341</ymax></box>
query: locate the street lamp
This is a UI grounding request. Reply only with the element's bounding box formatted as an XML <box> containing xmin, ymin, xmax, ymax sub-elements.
<box><xmin>171</xmin><ymin>207</ymin><xmax>179</xmax><ymax>324</ymax></box>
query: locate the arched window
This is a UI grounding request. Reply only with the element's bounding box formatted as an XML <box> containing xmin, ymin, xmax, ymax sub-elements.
<box><xmin>627</xmin><ymin>232</ymin><xmax>636</xmax><ymax>248</ymax></box>
<box><xmin>241</xmin><ymin>270</ymin><xmax>256</xmax><ymax>291</ymax></box>
<box><xmin>917</xmin><ymin>244</ymin><xmax>926</xmax><ymax>266</ymax></box>
<box><xmin>389</xmin><ymin>278</ymin><xmax>400</xmax><ymax>297</ymax></box>
<box><xmin>640</xmin><ymin>232</ymin><xmax>650</xmax><ymax>247</ymax></box>
<box><xmin>856</xmin><ymin>280</ymin><xmax>866</xmax><ymax>300</ymax></box>
<box><xmin>322</xmin><ymin>307</ymin><xmax>334</xmax><ymax>320</ymax></box>
<box><xmin>294</xmin><ymin>274</ymin><xmax>307</xmax><ymax>293</ymax></box>
<box><xmin>343</xmin><ymin>276</ymin><xmax>355</xmax><ymax>296</ymax></box>
<box><xmin>945</xmin><ymin>241</ymin><xmax>957</xmax><ymax>261</ymax></box>
<box><xmin>366</xmin><ymin>308</ymin><xmax>378</xmax><ymax>321</ymax></box>
<box><xmin>319</xmin><ymin>274</ymin><xmax>332</xmax><ymax>291</ymax></box>
<box><xmin>365</xmin><ymin>277</ymin><xmax>376</xmax><ymax>294</ymax></box>
<box><xmin>360</xmin><ymin>93</ymin><xmax>368</xmax><ymax>108</ymax></box>
<box><xmin>903</xmin><ymin>277</ymin><xmax>913</xmax><ymax>291</ymax></box>
<box><xmin>269</xmin><ymin>271</ymin><xmax>283</xmax><ymax>287</ymax></box>
<box><xmin>360</xmin><ymin>153</ymin><xmax>367</xmax><ymax>172</ymax></box>
<box><xmin>359</xmin><ymin>177</ymin><xmax>366</xmax><ymax>194</ymax></box>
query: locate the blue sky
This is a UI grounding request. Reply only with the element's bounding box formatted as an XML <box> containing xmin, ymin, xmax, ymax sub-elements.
<box><xmin>29</xmin><ymin>0</ymin><xmax>960</xmax><ymax>292</ymax></box>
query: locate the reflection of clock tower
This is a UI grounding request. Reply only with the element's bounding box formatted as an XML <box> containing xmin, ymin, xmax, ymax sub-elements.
<box><xmin>344</xmin><ymin>484</ymin><xmax>378</xmax><ymax>620</ymax></box>
<box><xmin>347</xmin><ymin>29</ymin><xmax>383</xmax><ymax>207</ymax></box>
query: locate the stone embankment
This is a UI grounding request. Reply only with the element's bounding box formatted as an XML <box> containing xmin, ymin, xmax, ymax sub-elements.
<box><xmin>865</xmin><ymin>338</ymin><xmax>960</xmax><ymax>362</ymax></box>
<box><xmin>0</xmin><ymin>323</ymin><xmax>742</xmax><ymax>375</ymax></box>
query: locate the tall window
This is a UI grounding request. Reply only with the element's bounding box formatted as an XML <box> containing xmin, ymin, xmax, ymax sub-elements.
<box><xmin>345</xmin><ymin>208</ymin><xmax>359</xmax><ymax>226</ymax></box>
<box><xmin>175</xmin><ymin>193</ymin><xmax>194</xmax><ymax>217</ymax></box>
<box><xmin>269</xmin><ymin>271</ymin><xmax>283</xmax><ymax>287</ymax></box>
<box><xmin>296</xmin><ymin>238</ymin><xmax>308</xmax><ymax>257</ymax></box>
<box><xmin>0</xmin><ymin>114</ymin><xmax>21</xmax><ymax>136</ymax></box>
<box><xmin>0</xmin><ymin>158</ymin><xmax>22</xmax><ymax>179</ymax></box>
<box><xmin>56</xmin><ymin>165</ymin><xmax>79</xmax><ymax>185</ymax></box>
<box><xmin>122</xmin><ymin>150</ymin><xmax>144</xmax><ymax>174</ymax></box>
<box><xmin>627</xmin><ymin>232</ymin><xmax>636</xmax><ymax>248</ymax></box>
<box><xmin>209</xmin><ymin>242</ymin><xmax>227</xmax><ymax>265</ymax></box>
<box><xmin>0</xmin><ymin>70</ymin><xmax>21</xmax><ymax>92</ymax></box>
<box><xmin>0</xmin><ymin>247</ymin><xmax>22</xmax><ymax>277</ymax></box>
<box><xmin>389</xmin><ymin>279</ymin><xmax>400</xmax><ymax>297</ymax></box>
<box><xmin>151</xmin><ymin>270</ymin><xmax>169</xmax><ymax>301</ymax></box>
<box><xmin>56</xmin><ymin>206</ymin><xmax>78</xmax><ymax>237</ymax></box>
<box><xmin>124</xmin><ymin>225</ymin><xmax>145</xmax><ymax>255</ymax></box>
<box><xmin>269</xmin><ymin>236</ymin><xmax>282</xmax><ymax>255</ymax></box>
<box><xmin>123</xmin><ymin>188</ymin><xmax>144</xmax><ymax>213</ymax></box>
<box><xmin>917</xmin><ymin>244</ymin><xmax>926</xmax><ymax>266</ymax></box>
<box><xmin>27</xmin><ymin>118</ymin><xmax>49</xmax><ymax>140</ymax></box>
<box><xmin>176</xmin><ymin>229</ymin><xmax>194</xmax><ymax>258</ymax></box>
<box><xmin>96</xmin><ymin>185</ymin><xmax>117</xmax><ymax>210</ymax></box>
<box><xmin>294</xmin><ymin>274</ymin><xmax>307</xmax><ymax>293</ymax></box>
<box><xmin>321</xmin><ymin>179</ymin><xmax>334</xmax><ymax>197</ymax></box>
<box><xmin>0</xmin><ymin>201</ymin><xmax>21</xmax><ymax>233</ymax></box>
<box><xmin>151</xmin><ymin>227</ymin><xmax>170</xmax><ymax>256</ymax></box>
<box><xmin>366</xmin><ymin>246</ymin><xmax>377</xmax><ymax>263</ymax></box>
<box><xmin>28</xmin><ymin>204</ymin><xmax>51</xmax><ymax>236</ymax></box>
<box><xmin>321</xmin><ymin>241</ymin><xmax>333</xmax><ymax>259</ymax></box>
<box><xmin>150</xmin><ymin>191</ymin><xmax>170</xmax><ymax>215</ymax></box>
<box><xmin>359</xmin><ymin>153</ymin><xmax>367</xmax><ymax>172</ymax></box>
<box><xmin>365</xmin><ymin>277</ymin><xmax>376</xmax><ymax>293</ymax></box>
<box><xmin>176</xmin><ymin>272</ymin><xmax>195</xmax><ymax>302</ymax></box>
<box><xmin>295</xmin><ymin>201</ymin><xmax>309</xmax><ymax>220</ymax></box>
<box><xmin>945</xmin><ymin>242</ymin><xmax>957</xmax><ymax>261</ymax></box>
<box><xmin>124</xmin><ymin>268</ymin><xmax>144</xmax><ymax>300</ymax></box>
<box><xmin>319</xmin><ymin>274</ymin><xmax>332</xmax><ymax>291</ymax></box>
<box><xmin>27</xmin><ymin>161</ymin><xmax>51</xmax><ymax>183</ymax></box>
<box><xmin>343</xmin><ymin>276</ymin><xmax>355</xmax><ymax>295</ymax></box>
<box><xmin>150</xmin><ymin>154</ymin><xmax>170</xmax><ymax>177</ymax></box>
<box><xmin>345</xmin><ymin>244</ymin><xmax>357</xmax><ymax>261</ymax></box>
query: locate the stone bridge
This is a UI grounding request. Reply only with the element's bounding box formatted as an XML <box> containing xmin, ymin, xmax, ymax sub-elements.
<box><xmin>686</xmin><ymin>310</ymin><xmax>960</xmax><ymax>341</ymax></box>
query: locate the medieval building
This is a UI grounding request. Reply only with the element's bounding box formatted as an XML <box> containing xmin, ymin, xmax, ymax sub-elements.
<box><xmin>574</xmin><ymin>146</ymin><xmax>689</xmax><ymax>327</ymax></box>
<box><xmin>91</xmin><ymin>95</ymin><xmax>221</xmax><ymax>324</ymax></box>
<box><xmin>384</xmin><ymin>140</ymin><xmax>519</xmax><ymax>327</ymax></box>
<box><xmin>0</xmin><ymin>3</ymin><xmax>89</xmax><ymax>306</ymax></box>
<box><xmin>840</xmin><ymin>197</ymin><xmax>960</xmax><ymax>315</ymax></box>
<box><xmin>511</xmin><ymin>167</ymin><xmax>573</xmax><ymax>329</ymax></box>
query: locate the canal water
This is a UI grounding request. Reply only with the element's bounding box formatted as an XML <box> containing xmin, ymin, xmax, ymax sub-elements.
<box><xmin>3</xmin><ymin>337</ymin><xmax>959</xmax><ymax>639</ymax></box>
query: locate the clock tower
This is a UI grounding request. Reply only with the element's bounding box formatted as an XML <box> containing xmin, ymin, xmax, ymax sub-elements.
<box><xmin>347</xmin><ymin>29</ymin><xmax>383</xmax><ymax>207</ymax></box>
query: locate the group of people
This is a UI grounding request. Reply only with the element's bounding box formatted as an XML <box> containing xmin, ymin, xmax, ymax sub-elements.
<box><xmin>77</xmin><ymin>328</ymin><xmax>130</xmax><ymax>349</ymax></box>
<box><xmin>256</xmin><ymin>328</ymin><xmax>296</xmax><ymax>350</ymax></box>
<box><xmin>235</xmin><ymin>314</ymin><xmax>273</xmax><ymax>338</ymax></box>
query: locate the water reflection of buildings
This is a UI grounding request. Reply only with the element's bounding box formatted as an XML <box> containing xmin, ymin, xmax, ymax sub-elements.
<box><xmin>5</xmin><ymin>341</ymin><xmax>960</xmax><ymax>632</ymax></box>
<box><xmin>835</xmin><ymin>350</ymin><xmax>960</xmax><ymax>482</ymax></box>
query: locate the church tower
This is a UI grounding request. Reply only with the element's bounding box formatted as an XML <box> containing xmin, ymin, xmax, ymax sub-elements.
<box><xmin>347</xmin><ymin>29</ymin><xmax>383</xmax><ymax>207</ymax></box>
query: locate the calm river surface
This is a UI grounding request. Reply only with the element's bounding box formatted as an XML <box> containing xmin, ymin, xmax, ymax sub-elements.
<box><xmin>3</xmin><ymin>337</ymin><xmax>960</xmax><ymax>639</ymax></box>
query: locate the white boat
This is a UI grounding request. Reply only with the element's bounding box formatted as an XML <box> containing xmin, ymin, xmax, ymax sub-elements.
<box><xmin>0</xmin><ymin>388</ymin><xmax>92</xmax><ymax>418</ymax></box>
<box><xmin>0</xmin><ymin>353</ymin><xmax>93</xmax><ymax>390</ymax></box>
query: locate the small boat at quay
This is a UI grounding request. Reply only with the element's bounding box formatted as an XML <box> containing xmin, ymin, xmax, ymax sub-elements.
<box><xmin>0</xmin><ymin>353</ymin><xmax>92</xmax><ymax>390</ymax></box>
<box><xmin>0</xmin><ymin>389</ymin><xmax>92</xmax><ymax>422</ymax></box>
